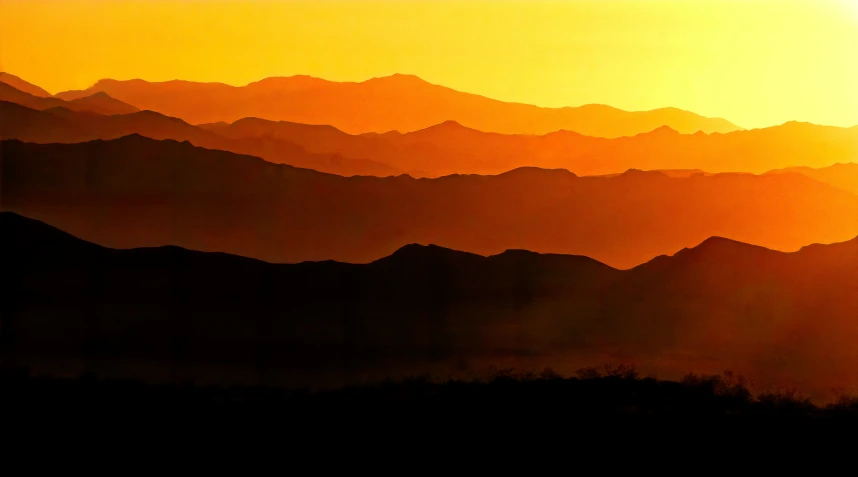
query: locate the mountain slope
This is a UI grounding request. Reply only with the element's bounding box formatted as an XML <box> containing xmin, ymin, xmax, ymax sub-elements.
<box><xmin>2</xmin><ymin>136</ymin><xmax>855</xmax><ymax>269</ymax></box>
<box><xmin>0</xmin><ymin>102</ymin><xmax>400</xmax><ymax>176</ymax></box>
<box><xmin>54</xmin><ymin>74</ymin><xmax>741</xmax><ymax>136</ymax></box>
<box><xmin>0</xmin><ymin>82</ymin><xmax>138</xmax><ymax>115</ymax></box>
<box><xmin>0</xmin><ymin>72</ymin><xmax>51</xmax><ymax>97</ymax></box>
<box><xmin>2</xmin><ymin>212</ymin><xmax>855</xmax><ymax>400</ymax></box>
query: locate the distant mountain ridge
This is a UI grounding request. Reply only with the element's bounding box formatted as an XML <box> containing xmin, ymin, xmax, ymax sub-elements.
<box><xmin>204</xmin><ymin>115</ymin><xmax>858</xmax><ymax>177</ymax></box>
<box><xmin>2</xmin><ymin>135</ymin><xmax>855</xmax><ymax>269</ymax></box>
<box><xmin>2</xmin><ymin>100</ymin><xmax>854</xmax><ymax>179</ymax></box>
<box><xmin>2</xmin><ymin>212</ymin><xmax>855</xmax><ymax>400</ymax></box>
<box><xmin>54</xmin><ymin>74</ymin><xmax>741</xmax><ymax>137</ymax></box>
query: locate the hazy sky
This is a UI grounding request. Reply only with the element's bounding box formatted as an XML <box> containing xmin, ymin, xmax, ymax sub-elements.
<box><xmin>1</xmin><ymin>0</ymin><xmax>856</xmax><ymax>129</ymax></box>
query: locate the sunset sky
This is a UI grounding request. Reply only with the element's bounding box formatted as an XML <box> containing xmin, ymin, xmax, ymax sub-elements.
<box><xmin>1</xmin><ymin>0</ymin><xmax>856</xmax><ymax>129</ymax></box>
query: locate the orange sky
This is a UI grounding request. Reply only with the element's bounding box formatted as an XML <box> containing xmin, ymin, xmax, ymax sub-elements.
<box><xmin>1</xmin><ymin>0</ymin><xmax>856</xmax><ymax>129</ymax></box>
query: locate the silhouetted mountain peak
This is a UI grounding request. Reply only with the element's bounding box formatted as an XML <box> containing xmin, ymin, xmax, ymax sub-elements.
<box><xmin>377</xmin><ymin>243</ymin><xmax>484</xmax><ymax>265</ymax></box>
<box><xmin>103</xmin><ymin>133</ymin><xmax>193</xmax><ymax>149</ymax></box>
<box><xmin>673</xmin><ymin>236</ymin><xmax>778</xmax><ymax>261</ymax></box>
<box><xmin>498</xmin><ymin>166</ymin><xmax>577</xmax><ymax>179</ymax></box>
<box><xmin>496</xmin><ymin>249</ymin><xmax>540</xmax><ymax>257</ymax></box>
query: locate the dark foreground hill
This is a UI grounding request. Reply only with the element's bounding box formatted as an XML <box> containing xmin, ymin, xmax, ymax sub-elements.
<box><xmin>2</xmin><ymin>213</ymin><xmax>856</xmax><ymax>401</ymax></box>
<box><xmin>2</xmin><ymin>135</ymin><xmax>856</xmax><ymax>269</ymax></box>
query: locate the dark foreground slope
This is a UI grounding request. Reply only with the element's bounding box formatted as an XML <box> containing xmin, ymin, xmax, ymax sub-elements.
<box><xmin>2</xmin><ymin>136</ymin><xmax>856</xmax><ymax>269</ymax></box>
<box><xmin>2</xmin><ymin>213</ymin><xmax>856</xmax><ymax>401</ymax></box>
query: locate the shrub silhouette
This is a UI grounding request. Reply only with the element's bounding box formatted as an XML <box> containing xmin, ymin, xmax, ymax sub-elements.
<box><xmin>1</xmin><ymin>365</ymin><xmax>855</xmax><ymax>426</ymax></box>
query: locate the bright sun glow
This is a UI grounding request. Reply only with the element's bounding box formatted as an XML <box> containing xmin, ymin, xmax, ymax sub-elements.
<box><xmin>0</xmin><ymin>0</ymin><xmax>857</xmax><ymax>129</ymax></box>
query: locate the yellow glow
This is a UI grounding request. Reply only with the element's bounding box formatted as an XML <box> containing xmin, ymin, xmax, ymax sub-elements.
<box><xmin>0</xmin><ymin>0</ymin><xmax>856</xmax><ymax>129</ymax></box>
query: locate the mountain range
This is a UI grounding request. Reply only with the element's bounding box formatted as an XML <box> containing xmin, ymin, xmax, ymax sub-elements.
<box><xmin>2</xmin><ymin>92</ymin><xmax>856</xmax><ymax>179</ymax></box>
<box><xmin>2</xmin><ymin>69</ymin><xmax>857</xmax><ymax>404</ymax></box>
<box><xmin>2</xmin><ymin>135</ymin><xmax>855</xmax><ymax>269</ymax></box>
<box><xmin>0</xmin><ymin>101</ymin><xmax>398</xmax><ymax>176</ymax></box>
<box><xmin>52</xmin><ymin>74</ymin><xmax>741</xmax><ymax>137</ymax></box>
<box><xmin>202</xmin><ymin>116</ymin><xmax>858</xmax><ymax>177</ymax></box>
<box><xmin>3</xmin><ymin>212</ymin><xmax>855</xmax><ymax>400</ymax></box>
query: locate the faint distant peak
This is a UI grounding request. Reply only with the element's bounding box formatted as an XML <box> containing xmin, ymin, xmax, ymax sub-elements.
<box><xmin>364</xmin><ymin>73</ymin><xmax>429</xmax><ymax>84</ymax></box>
<box><xmin>573</xmin><ymin>103</ymin><xmax>621</xmax><ymax>112</ymax></box>
<box><xmin>413</xmin><ymin>119</ymin><xmax>473</xmax><ymax>133</ymax></box>
<box><xmin>637</xmin><ymin>125</ymin><xmax>680</xmax><ymax>137</ymax></box>
<box><xmin>617</xmin><ymin>168</ymin><xmax>670</xmax><ymax>178</ymax></box>
<box><xmin>245</xmin><ymin>75</ymin><xmax>330</xmax><ymax>89</ymax></box>
<box><xmin>780</xmin><ymin>120</ymin><xmax>815</xmax><ymax>127</ymax></box>
<box><xmin>93</xmin><ymin>78</ymin><xmax>139</xmax><ymax>86</ymax></box>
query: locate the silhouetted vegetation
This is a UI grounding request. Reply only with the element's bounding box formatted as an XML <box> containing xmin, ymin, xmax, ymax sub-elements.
<box><xmin>3</xmin><ymin>365</ymin><xmax>855</xmax><ymax>426</ymax></box>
